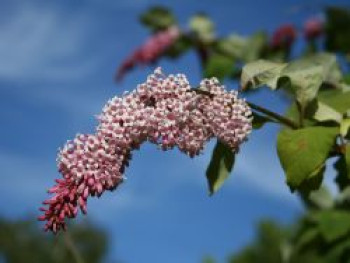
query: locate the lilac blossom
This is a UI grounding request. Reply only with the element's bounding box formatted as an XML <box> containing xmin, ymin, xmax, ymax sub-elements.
<box><xmin>39</xmin><ymin>68</ymin><xmax>252</xmax><ymax>233</ymax></box>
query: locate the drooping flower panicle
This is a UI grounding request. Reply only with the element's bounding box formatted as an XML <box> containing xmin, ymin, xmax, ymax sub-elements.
<box><xmin>116</xmin><ymin>27</ymin><xmax>180</xmax><ymax>81</ymax></box>
<box><xmin>39</xmin><ymin>68</ymin><xmax>252</xmax><ymax>233</ymax></box>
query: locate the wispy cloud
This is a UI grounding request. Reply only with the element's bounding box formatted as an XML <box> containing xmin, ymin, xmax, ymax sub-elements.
<box><xmin>0</xmin><ymin>4</ymin><xmax>102</xmax><ymax>82</ymax></box>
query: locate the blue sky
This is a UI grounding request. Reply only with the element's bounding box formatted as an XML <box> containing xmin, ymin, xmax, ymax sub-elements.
<box><xmin>0</xmin><ymin>0</ymin><xmax>349</xmax><ymax>262</ymax></box>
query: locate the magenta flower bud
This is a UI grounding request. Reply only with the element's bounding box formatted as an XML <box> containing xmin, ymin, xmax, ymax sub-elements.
<box><xmin>116</xmin><ymin>26</ymin><xmax>180</xmax><ymax>81</ymax></box>
<box><xmin>303</xmin><ymin>17</ymin><xmax>323</xmax><ymax>40</ymax></box>
<box><xmin>271</xmin><ymin>24</ymin><xmax>297</xmax><ymax>49</ymax></box>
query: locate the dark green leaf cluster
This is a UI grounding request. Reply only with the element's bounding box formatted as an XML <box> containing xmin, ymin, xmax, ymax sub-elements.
<box><xmin>0</xmin><ymin>218</ymin><xmax>108</xmax><ymax>263</ymax></box>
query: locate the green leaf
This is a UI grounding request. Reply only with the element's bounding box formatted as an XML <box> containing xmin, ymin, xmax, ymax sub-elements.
<box><xmin>307</xmin><ymin>53</ymin><xmax>342</xmax><ymax>84</ymax></box>
<box><xmin>325</xmin><ymin>239</ymin><xmax>350</xmax><ymax>262</ymax></box>
<box><xmin>297</xmin><ymin>166</ymin><xmax>325</xmax><ymax>196</ymax></box>
<box><xmin>277</xmin><ymin>127</ymin><xmax>338</xmax><ymax>189</ymax></box>
<box><xmin>295</xmin><ymin>227</ymin><xmax>319</xmax><ymax>250</ymax></box>
<box><xmin>313</xmin><ymin>101</ymin><xmax>342</xmax><ymax>123</ymax></box>
<box><xmin>216</xmin><ymin>34</ymin><xmax>247</xmax><ymax>58</ymax></box>
<box><xmin>189</xmin><ymin>14</ymin><xmax>215</xmax><ymax>43</ymax></box>
<box><xmin>318</xmin><ymin>89</ymin><xmax>350</xmax><ymax>114</ymax></box>
<box><xmin>252</xmin><ymin>112</ymin><xmax>275</xmax><ymax>129</ymax></box>
<box><xmin>241</xmin><ymin>54</ymin><xmax>342</xmax><ymax>111</ymax></box>
<box><xmin>344</xmin><ymin>73</ymin><xmax>350</xmax><ymax>85</ymax></box>
<box><xmin>281</xmin><ymin>59</ymin><xmax>324</xmax><ymax>109</ymax></box>
<box><xmin>340</xmin><ymin>119</ymin><xmax>350</xmax><ymax>137</ymax></box>
<box><xmin>140</xmin><ymin>6</ymin><xmax>176</xmax><ymax>31</ymax></box>
<box><xmin>164</xmin><ymin>35</ymin><xmax>192</xmax><ymax>59</ymax></box>
<box><xmin>216</xmin><ymin>32</ymin><xmax>267</xmax><ymax>63</ymax></box>
<box><xmin>241</xmin><ymin>60</ymin><xmax>287</xmax><ymax>90</ymax></box>
<box><xmin>313</xmin><ymin>210</ymin><xmax>350</xmax><ymax>242</ymax></box>
<box><xmin>243</xmin><ymin>32</ymin><xmax>267</xmax><ymax>62</ymax></box>
<box><xmin>206</xmin><ymin>141</ymin><xmax>235</xmax><ymax>195</ymax></box>
<box><xmin>304</xmin><ymin>186</ymin><xmax>334</xmax><ymax>209</ymax></box>
<box><xmin>204</xmin><ymin>53</ymin><xmax>234</xmax><ymax>80</ymax></box>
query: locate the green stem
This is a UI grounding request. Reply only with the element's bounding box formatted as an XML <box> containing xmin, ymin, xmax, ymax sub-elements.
<box><xmin>296</xmin><ymin>101</ymin><xmax>305</xmax><ymax>128</ymax></box>
<box><xmin>247</xmin><ymin>102</ymin><xmax>299</xmax><ymax>129</ymax></box>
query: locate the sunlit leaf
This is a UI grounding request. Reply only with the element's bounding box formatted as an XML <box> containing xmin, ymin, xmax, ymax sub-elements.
<box><xmin>216</xmin><ymin>34</ymin><xmax>247</xmax><ymax>58</ymax></box>
<box><xmin>241</xmin><ymin>60</ymin><xmax>286</xmax><ymax>90</ymax></box>
<box><xmin>318</xmin><ymin>89</ymin><xmax>350</xmax><ymax>114</ymax></box>
<box><xmin>340</xmin><ymin>119</ymin><xmax>350</xmax><ymax>137</ymax></box>
<box><xmin>189</xmin><ymin>14</ymin><xmax>215</xmax><ymax>43</ymax></box>
<box><xmin>313</xmin><ymin>101</ymin><xmax>342</xmax><ymax>123</ymax></box>
<box><xmin>281</xmin><ymin>58</ymin><xmax>324</xmax><ymax>109</ymax></box>
<box><xmin>204</xmin><ymin>53</ymin><xmax>234</xmax><ymax>80</ymax></box>
<box><xmin>277</xmin><ymin>127</ymin><xmax>338</xmax><ymax>189</ymax></box>
<box><xmin>304</xmin><ymin>186</ymin><xmax>334</xmax><ymax>209</ymax></box>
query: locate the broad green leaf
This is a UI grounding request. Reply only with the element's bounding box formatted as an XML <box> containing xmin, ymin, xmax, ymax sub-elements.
<box><xmin>307</xmin><ymin>53</ymin><xmax>342</xmax><ymax>84</ymax></box>
<box><xmin>206</xmin><ymin>141</ymin><xmax>235</xmax><ymax>195</ymax></box>
<box><xmin>318</xmin><ymin>89</ymin><xmax>350</xmax><ymax>114</ymax></box>
<box><xmin>283</xmin><ymin>53</ymin><xmax>342</xmax><ymax>109</ymax></box>
<box><xmin>241</xmin><ymin>60</ymin><xmax>286</xmax><ymax>90</ymax></box>
<box><xmin>297</xmin><ymin>166</ymin><xmax>325</xmax><ymax>196</ymax></box>
<box><xmin>285</xmin><ymin>102</ymin><xmax>316</xmax><ymax>127</ymax></box>
<box><xmin>252</xmin><ymin>112</ymin><xmax>275</xmax><ymax>129</ymax></box>
<box><xmin>140</xmin><ymin>6</ymin><xmax>176</xmax><ymax>31</ymax></box>
<box><xmin>277</xmin><ymin>127</ymin><xmax>338</xmax><ymax>189</ymax></box>
<box><xmin>241</xmin><ymin>54</ymin><xmax>342</xmax><ymax>111</ymax></box>
<box><xmin>281</xmin><ymin>60</ymin><xmax>324</xmax><ymax>109</ymax></box>
<box><xmin>313</xmin><ymin>101</ymin><xmax>342</xmax><ymax>123</ymax></box>
<box><xmin>340</xmin><ymin>119</ymin><xmax>350</xmax><ymax>137</ymax></box>
<box><xmin>204</xmin><ymin>53</ymin><xmax>234</xmax><ymax>80</ymax></box>
<box><xmin>189</xmin><ymin>14</ymin><xmax>215</xmax><ymax>43</ymax></box>
<box><xmin>313</xmin><ymin>210</ymin><xmax>350</xmax><ymax>242</ymax></box>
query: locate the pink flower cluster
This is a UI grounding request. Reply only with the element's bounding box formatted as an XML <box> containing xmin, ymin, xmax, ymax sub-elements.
<box><xmin>116</xmin><ymin>26</ymin><xmax>180</xmax><ymax>81</ymax></box>
<box><xmin>271</xmin><ymin>24</ymin><xmax>297</xmax><ymax>49</ymax></box>
<box><xmin>39</xmin><ymin>68</ymin><xmax>252</xmax><ymax>233</ymax></box>
<box><xmin>303</xmin><ymin>17</ymin><xmax>323</xmax><ymax>40</ymax></box>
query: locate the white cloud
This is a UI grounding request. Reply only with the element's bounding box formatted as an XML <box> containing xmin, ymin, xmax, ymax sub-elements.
<box><xmin>0</xmin><ymin>3</ymin><xmax>104</xmax><ymax>82</ymax></box>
